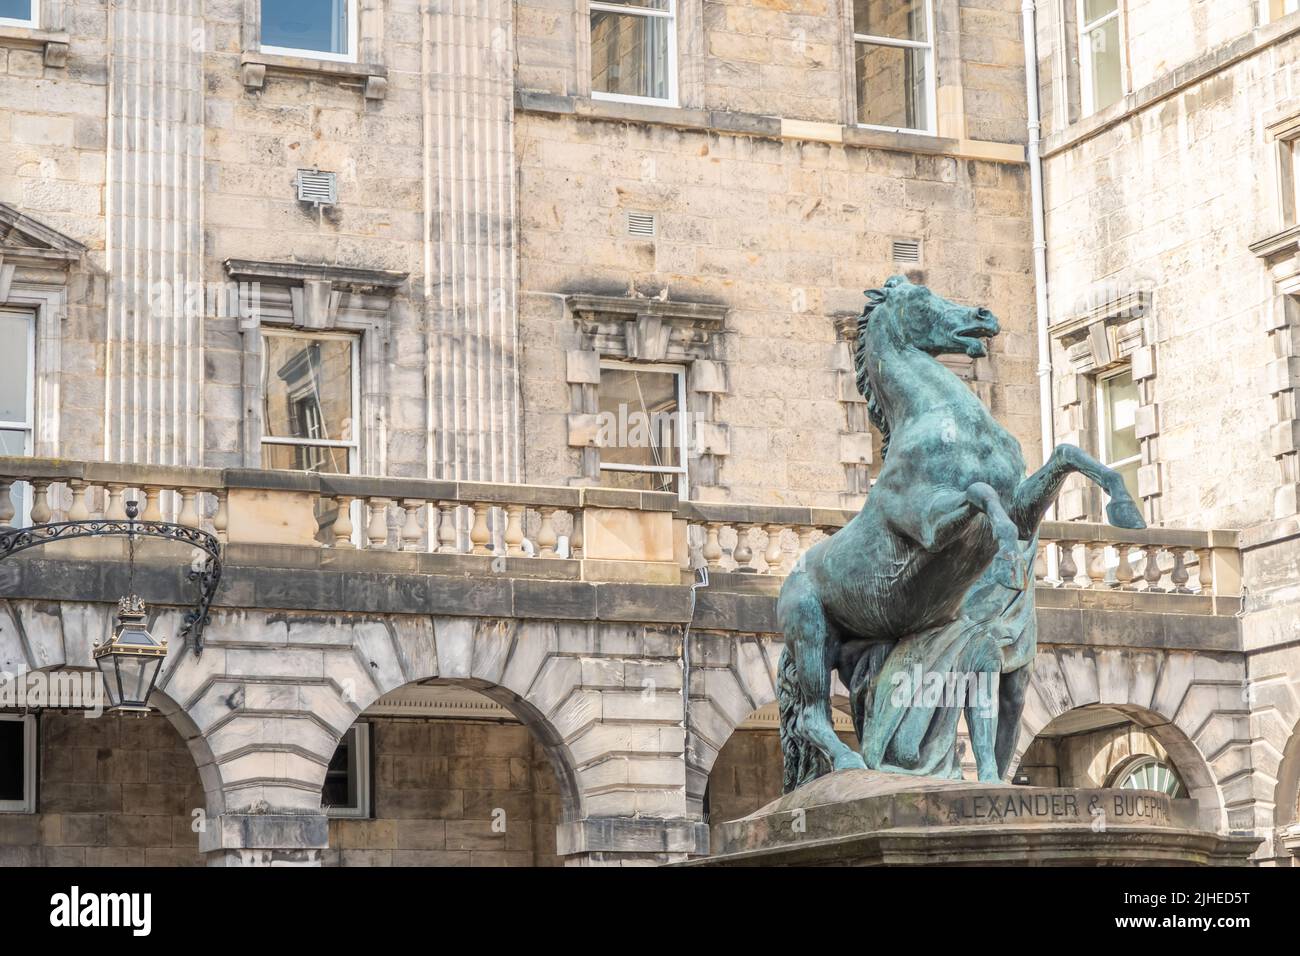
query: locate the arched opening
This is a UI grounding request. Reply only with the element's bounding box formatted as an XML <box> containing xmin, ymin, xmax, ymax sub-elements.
<box><xmin>702</xmin><ymin>700</ymin><xmax>857</xmax><ymax>848</ymax></box>
<box><xmin>0</xmin><ymin>682</ymin><xmax>212</xmax><ymax>866</ymax></box>
<box><xmin>1013</xmin><ymin>704</ymin><xmax>1205</xmax><ymax>805</ymax></box>
<box><xmin>321</xmin><ymin>678</ymin><xmax>579</xmax><ymax>867</ymax></box>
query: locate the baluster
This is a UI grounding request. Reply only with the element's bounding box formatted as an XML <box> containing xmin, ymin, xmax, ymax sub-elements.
<box><xmin>1142</xmin><ymin>546</ymin><xmax>1164</xmax><ymax>591</ymax></box>
<box><xmin>1195</xmin><ymin>547</ymin><xmax>1214</xmax><ymax>595</ymax></box>
<box><xmin>470</xmin><ymin>503</ymin><xmax>491</xmax><ymax>555</ymax></box>
<box><xmin>569</xmin><ymin>509</ymin><xmax>584</xmax><ymax>560</ymax></box>
<box><xmin>1083</xmin><ymin>541</ymin><xmax>1106</xmax><ymax>588</ymax></box>
<box><xmin>1113</xmin><ymin>544</ymin><xmax>1134</xmax><ymax>589</ymax></box>
<box><xmin>331</xmin><ymin>496</ymin><xmax>355</xmax><ymax>549</ymax></box>
<box><xmin>764</xmin><ymin>525</ymin><xmax>785</xmax><ymax>575</ymax></box>
<box><xmin>29</xmin><ymin>480</ymin><xmax>51</xmax><ymax>525</ymax></box>
<box><xmin>141</xmin><ymin>486</ymin><xmax>163</xmax><ymax>522</ymax></box>
<box><xmin>105</xmin><ymin>484</ymin><xmax>128</xmax><ymax>521</ymax></box>
<box><xmin>400</xmin><ymin>499</ymin><xmax>423</xmax><ymax>552</ymax></box>
<box><xmin>537</xmin><ymin>508</ymin><xmax>559</xmax><ymax>558</ymax></box>
<box><xmin>212</xmin><ymin>490</ymin><xmax>228</xmax><ymax>543</ymax></box>
<box><xmin>703</xmin><ymin>522</ymin><xmax>724</xmax><ymax>571</ymax></box>
<box><xmin>733</xmin><ymin>524</ymin><xmax>755</xmax><ymax>573</ymax></box>
<box><xmin>505</xmin><ymin>505</ymin><xmax>525</xmax><ymax>557</ymax></box>
<box><xmin>366</xmin><ymin>497</ymin><xmax>391</xmax><ymax>549</ymax></box>
<box><xmin>435</xmin><ymin>502</ymin><xmax>458</xmax><ymax>553</ymax></box>
<box><xmin>179</xmin><ymin>489</ymin><xmax>200</xmax><ymax>528</ymax></box>
<box><xmin>68</xmin><ymin>479</ymin><xmax>91</xmax><ymax>522</ymax></box>
<box><xmin>1033</xmin><ymin>539</ymin><xmax>1049</xmax><ymax>584</ymax></box>
<box><xmin>0</xmin><ymin>480</ymin><xmax>14</xmax><ymax>527</ymax></box>
<box><xmin>1057</xmin><ymin>540</ymin><xmax>1078</xmax><ymax>587</ymax></box>
<box><xmin>795</xmin><ymin>527</ymin><xmax>814</xmax><ymax>571</ymax></box>
<box><xmin>1170</xmin><ymin>548</ymin><xmax>1191</xmax><ymax>593</ymax></box>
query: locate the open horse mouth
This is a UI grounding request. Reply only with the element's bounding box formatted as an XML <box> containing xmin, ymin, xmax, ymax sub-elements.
<box><xmin>953</xmin><ymin>323</ymin><xmax>997</xmax><ymax>357</ymax></box>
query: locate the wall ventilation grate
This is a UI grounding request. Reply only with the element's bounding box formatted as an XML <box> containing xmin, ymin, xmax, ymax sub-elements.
<box><xmin>627</xmin><ymin>212</ymin><xmax>656</xmax><ymax>238</ymax></box>
<box><xmin>891</xmin><ymin>239</ymin><xmax>921</xmax><ymax>264</ymax></box>
<box><xmin>296</xmin><ymin>169</ymin><xmax>337</xmax><ymax>205</ymax></box>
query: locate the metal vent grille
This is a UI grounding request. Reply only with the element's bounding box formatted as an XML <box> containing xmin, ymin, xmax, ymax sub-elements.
<box><xmin>296</xmin><ymin>169</ymin><xmax>337</xmax><ymax>205</ymax></box>
<box><xmin>627</xmin><ymin>212</ymin><xmax>656</xmax><ymax>238</ymax></box>
<box><xmin>891</xmin><ymin>239</ymin><xmax>921</xmax><ymax>264</ymax></box>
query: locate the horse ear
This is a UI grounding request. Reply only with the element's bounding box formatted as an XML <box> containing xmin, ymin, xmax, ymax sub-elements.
<box><xmin>883</xmin><ymin>275</ymin><xmax>909</xmax><ymax>289</ymax></box>
<box><xmin>864</xmin><ymin>288</ymin><xmax>886</xmax><ymax>306</ymax></box>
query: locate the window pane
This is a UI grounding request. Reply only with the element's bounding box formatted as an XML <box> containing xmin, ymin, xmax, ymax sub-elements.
<box><xmin>262</xmin><ymin>443</ymin><xmax>351</xmax><ymax>474</ymax></box>
<box><xmin>1102</xmin><ymin>371</ymin><xmax>1139</xmax><ymax>464</ymax></box>
<box><xmin>1086</xmin><ymin>16</ymin><xmax>1122</xmax><ymax>111</ymax></box>
<box><xmin>0</xmin><ymin>429</ymin><xmax>27</xmax><ymax>456</ymax></box>
<box><xmin>0</xmin><ymin>720</ymin><xmax>25</xmax><ymax>802</ymax></box>
<box><xmin>262</xmin><ymin>0</ymin><xmax>350</xmax><ymax>56</ymax></box>
<box><xmin>853</xmin><ymin>0</ymin><xmax>928</xmax><ymax>42</ymax></box>
<box><xmin>595</xmin><ymin>0</ymin><xmax>670</xmax><ymax>8</ymax></box>
<box><xmin>590</xmin><ymin>10</ymin><xmax>671</xmax><ymax>100</ymax></box>
<box><xmin>0</xmin><ymin>0</ymin><xmax>33</xmax><ymax>22</ymax></box>
<box><xmin>262</xmin><ymin>333</ymin><xmax>354</xmax><ymax>444</ymax></box>
<box><xmin>1082</xmin><ymin>0</ymin><xmax>1118</xmax><ymax>24</ymax></box>
<box><xmin>0</xmin><ymin>313</ymin><xmax>30</xmax><ymax>424</ymax></box>
<box><xmin>597</xmin><ymin>367</ymin><xmax>681</xmax><ymax>469</ymax></box>
<box><xmin>856</xmin><ymin>42</ymin><xmax>929</xmax><ymax>130</ymax></box>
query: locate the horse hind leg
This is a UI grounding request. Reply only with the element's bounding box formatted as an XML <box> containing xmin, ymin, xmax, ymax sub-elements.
<box><xmin>778</xmin><ymin>582</ymin><xmax>865</xmax><ymax>785</ymax></box>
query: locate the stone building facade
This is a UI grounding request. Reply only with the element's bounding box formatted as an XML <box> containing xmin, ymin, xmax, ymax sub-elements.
<box><xmin>0</xmin><ymin>0</ymin><xmax>1296</xmax><ymax>865</ymax></box>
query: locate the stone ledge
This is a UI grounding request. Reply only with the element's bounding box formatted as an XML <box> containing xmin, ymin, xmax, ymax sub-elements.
<box><xmin>238</xmin><ymin>50</ymin><xmax>387</xmax><ymax>100</ymax></box>
<box><xmin>557</xmin><ymin>816</ymin><xmax>708</xmax><ymax>856</ymax></box>
<box><xmin>516</xmin><ymin>91</ymin><xmax>1027</xmax><ymax>166</ymax></box>
<box><xmin>0</xmin><ymin>25</ymin><xmax>69</xmax><ymax>67</ymax></box>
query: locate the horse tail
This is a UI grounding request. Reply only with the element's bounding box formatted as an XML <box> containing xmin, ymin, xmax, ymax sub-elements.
<box><xmin>777</xmin><ymin>645</ymin><xmax>830</xmax><ymax>793</ymax></box>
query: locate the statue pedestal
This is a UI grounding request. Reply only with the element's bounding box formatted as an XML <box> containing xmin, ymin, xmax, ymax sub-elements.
<box><xmin>693</xmin><ymin>770</ymin><xmax>1259</xmax><ymax>866</ymax></box>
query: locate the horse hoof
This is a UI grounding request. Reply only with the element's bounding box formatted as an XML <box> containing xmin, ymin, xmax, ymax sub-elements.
<box><xmin>833</xmin><ymin>753</ymin><xmax>868</xmax><ymax>772</ymax></box>
<box><xmin>1106</xmin><ymin>499</ymin><xmax>1146</xmax><ymax>530</ymax></box>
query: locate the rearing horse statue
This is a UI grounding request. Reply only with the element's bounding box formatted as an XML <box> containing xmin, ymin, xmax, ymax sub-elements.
<box><xmin>776</xmin><ymin>276</ymin><xmax>1145</xmax><ymax>792</ymax></box>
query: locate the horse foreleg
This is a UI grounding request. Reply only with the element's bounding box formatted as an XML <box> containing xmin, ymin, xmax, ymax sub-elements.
<box><xmin>964</xmin><ymin>482</ymin><xmax>1029</xmax><ymax>591</ymax></box>
<box><xmin>1010</xmin><ymin>444</ymin><xmax>1146</xmax><ymax>535</ymax></box>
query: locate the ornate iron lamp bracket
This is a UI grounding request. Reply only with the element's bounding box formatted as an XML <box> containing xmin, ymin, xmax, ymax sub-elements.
<box><xmin>0</xmin><ymin>508</ymin><xmax>221</xmax><ymax>655</ymax></box>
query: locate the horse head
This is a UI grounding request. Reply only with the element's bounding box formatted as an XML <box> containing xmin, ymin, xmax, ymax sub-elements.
<box><xmin>860</xmin><ymin>275</ymin><xmax>999</xmax><ymax>360</ymax></box>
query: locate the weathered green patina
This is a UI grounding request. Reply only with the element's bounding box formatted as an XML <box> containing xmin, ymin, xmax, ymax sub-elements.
<box><xmin>777</xmin><ymin>276</ymin><xmax>1145</xmax><ymax>792</ymax></box>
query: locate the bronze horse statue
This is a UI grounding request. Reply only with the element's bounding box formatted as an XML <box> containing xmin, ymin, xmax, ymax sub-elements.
<box><xmin>776</xmin><ymin>276</ymin><xmax>1145</xmax><ymax>791</ymax></box>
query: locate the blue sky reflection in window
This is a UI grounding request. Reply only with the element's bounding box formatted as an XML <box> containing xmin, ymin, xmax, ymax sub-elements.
<box><xmin>262</xmin><ymin>0</ymin><xmax>350</xmax><ymax>57</ymax></box>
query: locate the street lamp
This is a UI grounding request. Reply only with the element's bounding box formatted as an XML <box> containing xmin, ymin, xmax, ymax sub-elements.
<box><xmin>93</xmin><ymin>594</ymin><xmax>167</xmax><ymax>714</ymax></box>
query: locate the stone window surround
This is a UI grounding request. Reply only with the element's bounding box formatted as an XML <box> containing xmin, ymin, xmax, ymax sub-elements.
<box><xmin>239</xmin><ymin>0</ymin><xmax>388</xmax><ymax>100</ymax></box>
<box><xmin>563</xmin><ymin>293</ymin><xmax>728</xmax><ymax>499</ymax></box>
<box><xmin>0</xmin><ymin>203</ymin><xmax>88</xmax><ymax>459</ymax></box>
<box><xmin>0</xmin><ymin>0</ymin><xmax>68</xmax><ymax>67</ymax></box>
<box><xmin>1049</xmin><ymin>289</ymin><xmax>1160</xmax><ymax>523</ymax></box>
<box><xmin>223</xmin><ymin>259</ymin><xmax>408</xmax><ymax>475</ymax></box>
<box><xmin>1248</xmin><ymin>224</ymin><xmax>1300</xmax><ymax>519</ymax></box>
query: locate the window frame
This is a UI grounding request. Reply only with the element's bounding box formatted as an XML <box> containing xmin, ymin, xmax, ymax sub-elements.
<box><xmin>0</xmin><ymin>309</ymin><xmax>36</xmax><ymax>526</ymax></box>
<box><xmin>0</xmin><ymin>0</ymin><xmax>37</xmax><ymax>28</ymax></box>
<box><xmin>1077</xmin><ymin>0</ymin><xmax>1127</xmax><ymax>117</ymax></box>
<box><xmin>1264</xmin><ymin>0</ymin><xmax>1300</xmax><ymax>24</ymax></box>
<box><xmin>597</xmin><ymin>358</ymin><xmax>690</xmax><ymax>500</ymax></box>
<box><xmin>851</xmin><ymin>0</ymin><xmax>937</xmax><ymax>136</ymax></box>
<box><xmin>0</xmin><ymin>713</ymin><xmax>37</xmax><ymax>814</ymax></box>
<box><xmin>1110</xmin><ymin>755</ymin><xmax>1187</xmax><ymax>798</ymax></box>
<box><xmin>259</xmin><ymin>327</ymin><xmax>361</xmax><ymax>476</ymax></box>
<box><xmin>322</xmin><ymin>723</ymin><xmax>371</xmax><ymax>819</ymax></box>
<box><xmin>589</xmin><ymin>0</ymin><xmax>679</xmax><ymax>108</ymax></box>
<box><xmin>1095</xmin><ymin>365</ymin><xmax>1140</xmax><ymax>497</ymax></box>
<box><xmin>259</xmin><ymin>0</ymin><xmax>360</xmax><ymax>64</ymax></box>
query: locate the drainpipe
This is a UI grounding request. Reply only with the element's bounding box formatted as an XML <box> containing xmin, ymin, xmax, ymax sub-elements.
<box><xmin>1022</xmin><ymin>0</ymin><xmax>1055</xmax><ymax>472</ymax></box>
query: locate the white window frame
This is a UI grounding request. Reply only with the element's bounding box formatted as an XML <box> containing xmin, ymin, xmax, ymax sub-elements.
<box><xmin>1096</xmin><ymin>365</ymin><xmax>1140</xmax><ymax>485</ymax></box>
<box><xmin>597</xmin><ymin>358</ymin><xmax>689</xmax><ymax>500</ymax></box>
<box><xmin>323</xmin><ymin>723</ymin><xmax>371</xmax><ymax>819</ymax></box>
<box><xmin>852</xmin><ymin>0</ymin><xmax>937</xmax><ymax>135</ymax></box>
<box><xmin>0</xmin><ymin>309</ymin><xmax>36</xmax><ymax>526</ymax></box>
<box><xmin>260</xmin><ymin>0</ymin><xmax>359</xmax><ymax>64</ymax></box>
<box><xmin>589</xmin><ymin>0</ymin><xmax>679</xmax><ymax>108</ymax></box>
<box><xmin>0</xmin><ymin>0</ymin><xmax>38</xmax><ymax>28</ymax></box>
<box><xmin>0</xmin><ymin>714</ymin><xmax>37</xmax><ymax>814</ymax></box>
<box><xmin>1077</xmin><ymin>0</ymin><xmax>1127</xmax><ymax>117</ymax></box>
<box><xmin>260</xmin><ymin>327</ymin><xmax>361</xmax><ymax>475</ymax></box>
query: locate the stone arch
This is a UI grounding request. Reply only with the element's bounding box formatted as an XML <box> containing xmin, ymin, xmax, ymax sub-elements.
<box><xmin>1014</xmin><ymin>646</ymin><xmax>1247</xmax><ymax>832</ymax></box>
<box><xmin>1273</xmin><ymin>714</ymin><xmax>1300</xmax><ymax>833</ymax></box>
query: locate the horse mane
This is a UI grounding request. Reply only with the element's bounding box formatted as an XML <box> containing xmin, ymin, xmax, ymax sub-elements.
<box><xmin>854</xmin><ymin>284</ymin><xmax>893</xmax><ymax>460</ymax></box>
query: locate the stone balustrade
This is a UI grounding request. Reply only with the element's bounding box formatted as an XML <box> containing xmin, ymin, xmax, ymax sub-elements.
<box><xmin>0</xmin><ymin>457</ymin><xmax>1242</xmax><ymax>597</ymax></box>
